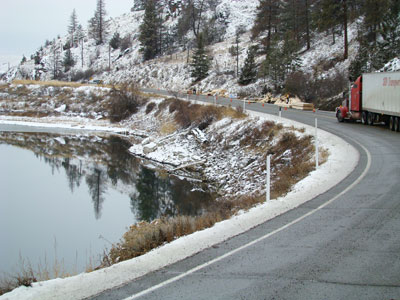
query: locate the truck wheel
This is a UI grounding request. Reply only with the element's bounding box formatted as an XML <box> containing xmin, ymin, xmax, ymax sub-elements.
<box><xmin>395</xmin><ymin>117</ymin><xmax>400</xmax><ymax>132</ymax></box>
<box><xmin>362</xmin><ymin>111</ymin><xmax>368</xmax><ymax>125</ymax></box>
<box><xmin>389</xmin><ymin>116</ymin><xmax>395</xmax><ymax>131</ymax></box>
<box><xmin>367</xmin><ymin>112</ymin><xmax>374</xmax><ymax>126</ymax></box>
<box><xmin>336</xmin><ymin>110</ymin><xmax>344</xmax><ymax>122</ymax></box>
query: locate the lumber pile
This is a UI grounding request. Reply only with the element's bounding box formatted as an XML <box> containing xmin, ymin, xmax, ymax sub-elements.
<box><xmin>274</xmin><ymin>95</ymin><xmax>314</xmax><ymax>111</ymax></box>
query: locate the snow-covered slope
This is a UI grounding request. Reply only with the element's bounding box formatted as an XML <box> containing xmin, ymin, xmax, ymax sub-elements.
<box><xmin>4</xmin><ymin>0</ymin><xmax>398</xmax><ymax>98</ymax></box>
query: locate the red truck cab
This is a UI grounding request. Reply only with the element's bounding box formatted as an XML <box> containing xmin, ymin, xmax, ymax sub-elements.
<box><xmin>336</xmin><ymin>76</ymin><xmax>362</xmax><ymax>122</ymax></box>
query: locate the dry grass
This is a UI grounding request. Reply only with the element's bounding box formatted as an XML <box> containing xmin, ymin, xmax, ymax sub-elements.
<box><xmin>107</xmin><ymin>212</ymin><xmax>227</xmax><ymax>265</ymax></box>
<box><xmin>11</xmin><ymin>79</ymin><xmax>110</xmax><ymax>89</ymax></box>
<box><xmin>160</xmin><ymin>121</ymin><xmax>178</xmax><ymax>135</ymax></box>
<box><xmin>104</xmin><ymin>131</ymin><xmax>317</xmax><ymax>267</ymax></box>
<box><xmin>160</xmin><ymin>98</ymin><xmax>246</xmax><ymax>129</ymax></box>
<box><xmin>0</xmin><ymin>252</ymin><xmax>77</xmax><ymax>296</ymax></box>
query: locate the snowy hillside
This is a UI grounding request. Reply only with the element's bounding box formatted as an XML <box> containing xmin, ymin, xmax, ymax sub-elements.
<box><xmin>2</xmin><ymin>0</ymin><xmax>399</xmax><ymax>101</ymax></box>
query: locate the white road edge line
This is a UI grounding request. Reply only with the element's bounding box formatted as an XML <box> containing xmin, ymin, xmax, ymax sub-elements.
<box><xmin>123</xmin><ymin>140</ymin><xmax>372</xmax><ymax>300</ymax></box>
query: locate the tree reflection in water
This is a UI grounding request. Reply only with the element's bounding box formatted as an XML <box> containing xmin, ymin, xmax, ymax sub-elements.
<box><xmin>0</xmin><ymin>131</ymin><xmax>215</xmax><ymax>222</ymax></box>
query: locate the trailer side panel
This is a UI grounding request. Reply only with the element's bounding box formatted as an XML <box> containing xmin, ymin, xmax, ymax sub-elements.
<box><xmin>363</xmin><ymin>72</ymin><xmax>400</xmax><ymax>117</ymax></box>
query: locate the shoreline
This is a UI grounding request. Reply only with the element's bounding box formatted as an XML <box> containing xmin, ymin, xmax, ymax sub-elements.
<box><xmin>0</xmin><ymin>111</ymin><xmax>359</xmax><ymax>300</ymax></box>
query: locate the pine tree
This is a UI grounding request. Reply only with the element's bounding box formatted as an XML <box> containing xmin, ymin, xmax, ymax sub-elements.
<box><xmin>63</xmin><ymin>49</ymin><xmax>75</xmax><ymax>72</ymax></box>
<box><xmin>239</xmin><ymin>46</ymin><xmax>257</xmax><ymax>85</ymax></box>
<box><xmin>49</xmin><ymin>39</ymin><xmax>63</xmax><ymax>79</ymax></box>
<box><xmin>76</xmin><ymin>24</ymin><xmax>85</xmax><ymax>68</ymax></box>
<box><xmin>362</xmin><ymin>0</ymin><xmax>390</xmax><ymax>42</ymax></box>
<box><xmin>280</xmin><ymin>0</ymin><xmax>315</xmax><ymax>49</ymax></box>
<box><xmin>378</xmin><ymin>0</ymin><xmax>400</xmax><ymax>61</ymax></box>
<box><xmin>190</xmin><ymin>33</ymin><xmax>211</xmax><ymax>82</ymax></box>
<box><xmin>68</xmin><ymin>9</ymin><xmax>79</xmax><ymax>47</ymax></box>
<box><xmin>263</xmin><ymin>34</ymin><xmax>301</xmax><ymax>91</ymax></box>
<box><xmin>33</xmin><ymin>51</ymin><xmax>41</xmax><ymax>65</ymax></box>
<box><xmin>109</xmin><ymin>32</ymin><xmax>121</xmax><ymax>49</ymax></box>
<box><xmin>251</xmin><ymin>0</ymin><xmax>281</xmax><ymax>50</ymax></box>
<box><xmin>88</xmin><ymin>0</ymin><xmax>108</xmax><ymax>45</ymax></box>
<box><xmin>139</xmin><ymin>0</ymin><xmax>161</xmax><ymax>61</ymax></box>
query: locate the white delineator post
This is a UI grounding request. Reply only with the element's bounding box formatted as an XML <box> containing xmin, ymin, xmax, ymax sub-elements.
<box><xmin>266</xmin><ymin>155</ymin><xmax>271</xmax><ymax>202</ymax></box>
<box><xmin>315</xmin><ymin>118</ymin><xmax>319</xmax><ymax>169</ymax></box>
<box><xmin>243</xmin><ymin>99</ymin><xmax>246</xmax><ymax>111</ymax></box>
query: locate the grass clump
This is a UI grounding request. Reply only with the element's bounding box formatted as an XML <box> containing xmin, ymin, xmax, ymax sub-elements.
<box><xmin>107</xmin><ymin>214</ymin><xmax>224</xmax><ymax>264</ymax></box>
<box><xmin>159</xmin><ymin>98</ymin><xmax>246</xmax><ymax>129</ymax></box>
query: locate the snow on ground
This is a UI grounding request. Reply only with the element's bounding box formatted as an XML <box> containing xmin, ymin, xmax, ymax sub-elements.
<box><xmin>1</xmin><ymin>0</ymin><xmax>362</xmax><ymax>101</ymax></box>
<box><xmin>0</xmin><ymin>105</ymin><xmax>359</xmax><ymax>300</ymax></box>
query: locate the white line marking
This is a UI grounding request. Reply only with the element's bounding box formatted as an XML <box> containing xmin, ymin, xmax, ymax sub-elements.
<box><xmin>123</xmin><ymin>140</ymin><xmax>371</xmax><ymax>300</ymax></box>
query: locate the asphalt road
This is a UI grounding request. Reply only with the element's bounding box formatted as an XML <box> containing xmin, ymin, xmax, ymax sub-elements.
<box><xmin>89</xmin><ymin>91</ymin><xmax>400</xmax><ymax>300</ymax></box>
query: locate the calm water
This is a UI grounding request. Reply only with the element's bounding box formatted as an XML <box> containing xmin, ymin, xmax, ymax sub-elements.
<box><xmin>0</xmin><ymin>127</ymin><xmax>214</xmax><ymax>276</ymax></box>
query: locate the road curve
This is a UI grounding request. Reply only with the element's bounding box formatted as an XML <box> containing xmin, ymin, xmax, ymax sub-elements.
<box><xmin>87</xmin><ymin>90</ymin><xmax>400</xmax><ymax>300</ymax></box>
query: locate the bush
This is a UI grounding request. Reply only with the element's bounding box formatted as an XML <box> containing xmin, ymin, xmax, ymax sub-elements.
<box><xmin>108</xmin><ymin>82</ymin><xmax>143</xmax><ymax>122</ymax></box>
<box><xmin>145</xmin><ymin>102</ymin><xmax>156</xmax><ymax>114</ymax></box>
<box><xmin>284</xmin><ymin>70</ymin><xmax>347</xmax><ymax>106</ymax></box>
<box><xmin>109</xmin><ymin>32</ymin><xmax>121</xmax><ymax>50</ymax></box>
<box><xmin>70</xmin><ymin>69</ymin><xmax>96</xmax><ymax>82</ymax></box>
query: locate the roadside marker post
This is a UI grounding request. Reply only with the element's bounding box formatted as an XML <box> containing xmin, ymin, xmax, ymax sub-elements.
<box><xmin>279</xmin><ymin>107</ymin><xmax>282</xmax><ymax>118</ymax></box>
<box><xmin>315</xmin><ymin>118</ymin><xmax>319</xmax><ymax>169</ymax></box>
<box><xmin>243</xmin><ymin>99</ymin><xmax>246</xmax><ymax>111</ymax></box>
<box><xmin>266</xmin><ymin>155</ymin><xmax>271</xmax><ymax>202</ymax></box>
<box><xmin>214</xmin><ymin>95</ymin><xmax>217</xmax><ymax>106</ymax></box>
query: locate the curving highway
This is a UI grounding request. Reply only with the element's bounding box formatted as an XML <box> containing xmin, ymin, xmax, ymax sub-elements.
<box><xmin>89</xmin><ymin>91</ymin><xmax>400</xmax><ymax>300</ymax></box>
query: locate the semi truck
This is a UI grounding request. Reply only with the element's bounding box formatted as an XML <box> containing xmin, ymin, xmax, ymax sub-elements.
<box><xmin>336</xmin><ymin>71</ymin><xmax>400</xmax><ymax>132</ymax></box>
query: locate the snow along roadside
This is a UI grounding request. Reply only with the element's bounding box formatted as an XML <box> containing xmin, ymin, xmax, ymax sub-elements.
<box><xmin>0</xmin><ymin>113</ymin><xmax>359</xmax><ymax>300</ymax></box>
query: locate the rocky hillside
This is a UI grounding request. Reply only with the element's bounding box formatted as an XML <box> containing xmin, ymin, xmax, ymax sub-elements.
<box><xmin>2</xmin><ymin>0</ymin><xmax>400</xmax><ymax>108</ymax></box>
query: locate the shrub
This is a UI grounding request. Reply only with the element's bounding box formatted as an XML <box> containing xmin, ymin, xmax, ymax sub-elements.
<box><xmin>70</xmin><ymin>69</ymin><xmax>96</xmax><ymax>82</ymax></box>
<box><xmin>108</xmin><ymin>82</ymin><xmax>143</xmax><ymax>122</ymax></box>
<box><xmin>145</xmin><ymin>102</ymin><xmax>156</xmax><ymax>114</ymax></box>
<box><xmin>284</xmin><ymin>70</ymin><xmax>347</xmax><ymax>105</ymax></box>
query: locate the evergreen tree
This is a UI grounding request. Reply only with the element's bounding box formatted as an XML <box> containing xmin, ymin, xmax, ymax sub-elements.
<box><xmin>49</xmin><ymin>39</ymin><xmax>63</xmax><ymax>79</ymax></box>
<box><xmin>63</xmin><ymin>48</ymin><xmax>75</xmax><ymax>72</ymax></box>
<box><xmin>132</xmin><ymin>0</ymin><xmax>145</xmax><ymax>11</ymax></box>
<box><xmin>239</xmin><ymin>46</ymin><xmax>257</xmax><ymax>85</ymax></box>
<box><xmin>68</xmin><ymin>9</ymin><xmax>79</xmax><ymax>47</ymax></box>
<box><xmin>263</xmin><ymin>34</ymin><xmax>301</xmax><ymax>91</ymax></box>
<box><xmin>190</xmin><ymin>33</ymin><xmax>211</xmax><ymax>82</ymax></box>
<box><xmin>33</xmin><ymin>51</ymin><xmax>41</xmax><ymax>65</ymax></box>
<box><xmin>280</xmin><ymin>0</ymin><xmax>315</xmax><ymax>49</ymax></box>
<box><xmin>251</xmin><ymin>0</ymin><xmax>281</xmax><ymax>50</ymax></box>
<box><xmin>109</xmin><ymin>32</ymin><xmax>121</xmax><ymax>49</ymax></box>
<box><xmin>362</xmin><ymin>0</ymin><xmax>390</xmax><ymax>42</ymax></box>
<box><xmin>349</xmin><ymin>38</ymin><xmax>371</xmax><ymax>81</ymax></box>
<box><xmin>378</xmin><ymin>0</ymin><xmax>400</xmax><ymax>61</ymax></box>
<box><xmin>229</xmin><ymin>27</ymin><xmax>242</xmax><ymax>77</ymax></box>
<box><xmin>139</xmin><ymin>0</ymin><xmax>161</xmax><ymax>61</ymax></box>
<box><xmin>88</xmin><ymin>0</ymin><xmax>108</xmax><ymax>45</ymax></box>
<box><xmin>20</xmin><ymin>55</ymin><xmax>27</xmax><ymax>64</ymax></box>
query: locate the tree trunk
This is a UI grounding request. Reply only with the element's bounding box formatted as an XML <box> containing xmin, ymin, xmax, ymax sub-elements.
<box><xmin>343</xmin><ymin>0</ymin><xmax>348</xmax><ymax>59</ymax></box>
<box><xmin>305</xmin><ymin>0</ymin><xmax>311</xmax><ymax>50</ymax></box>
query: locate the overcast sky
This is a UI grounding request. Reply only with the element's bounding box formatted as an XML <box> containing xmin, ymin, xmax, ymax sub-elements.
<box><xmin>0</xmin><ymin>0</ymin><xmax>133</xmax><ymax>67</ymax></box>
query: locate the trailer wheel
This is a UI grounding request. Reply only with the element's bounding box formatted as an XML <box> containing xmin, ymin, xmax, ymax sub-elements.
<box><xmin>362</xmin><ymin>111</ymin><xmax>368</xmax><ymax>125</ymax></box>
<box><xmin>367</xmin><ymin>112</ymin><xmax>374</xmax><ymax>126</ymax></box>
<box><xmin>389</xmin><ymin>116</ymin><xmax>395</xmax><ymax>131</ymax></box>
<box><xmin>395</xmin><ymin>117</ymin><xmax>400</xmax><ymax>132</ymax></box>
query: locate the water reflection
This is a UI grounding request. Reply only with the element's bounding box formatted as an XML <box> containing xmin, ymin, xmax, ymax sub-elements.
<box><xmin>0</xmin><ymin>131</ymin><xmax>214</xmax><ymax>222</ymax></box>
<box><xmin>0</xmin><ymin>129</ymin><xmax>215</xmax><ymax>275</ymax></box>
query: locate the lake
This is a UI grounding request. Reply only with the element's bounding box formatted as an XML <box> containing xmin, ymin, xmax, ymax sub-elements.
<box><xmin>0</xmin><ymin>126</ymin><xmax>214</xmax><ymax>277</ymax></box>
